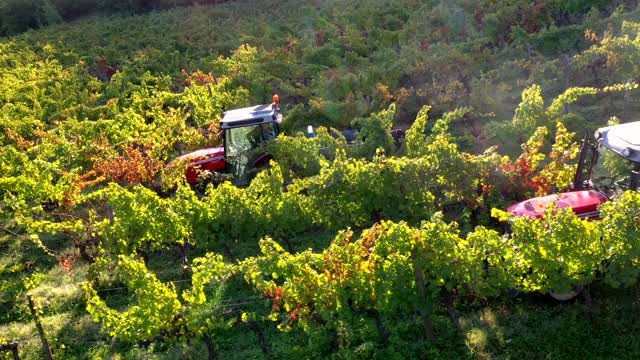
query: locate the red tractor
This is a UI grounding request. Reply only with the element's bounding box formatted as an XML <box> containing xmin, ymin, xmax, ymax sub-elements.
<box><xmin>172</xmin><ymin>95</ymin><xmax>407</xmax><ymax>187</ymax></box>
<box><xmin>506</xmin><ymin>121</ymin><xmax>640</xmax><ymax>301</ymax></box>
<box><xmin>172</xmin><ymin>95</ymin><xmax>283</xmax><ymax>186</ymax></box>
<box><xmin>508</xmin><ymin>121</ymin><xmax>640</xmax><ymax>218</ymax></box>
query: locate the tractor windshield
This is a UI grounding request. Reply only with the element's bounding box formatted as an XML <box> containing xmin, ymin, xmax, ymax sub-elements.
<box><xmin>224</xmin><ymin>123</ymin><xmax>279</xmax><ymax>185</ymax></box>
<box><xmin>591</xmin><ymin>145</ymin><xmax>636</xmax><ymax>193</ymax></box>
<box><xmin>225</xmin><ymin>123</ymin><xmax>278</xmax><ymax>156</ymax></box>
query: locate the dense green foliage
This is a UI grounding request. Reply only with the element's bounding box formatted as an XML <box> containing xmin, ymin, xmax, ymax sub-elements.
<box><xmin>4</xmin><ymin>1</ymin><xmax>640</xmax><ymax>358</ymax></box>
<box><xmin>2</xmin><ymin>0</ymin><xmax>640</xmax><ymax>134</ymax></box>
<box><xmin>80</xmin><ymin>191</ymin><xmax>640</xmax><ymax>358</ymax></box>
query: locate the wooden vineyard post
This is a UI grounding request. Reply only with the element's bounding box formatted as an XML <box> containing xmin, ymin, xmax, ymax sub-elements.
<box><xmin>27</xmin><ymin>295</ymin><xmax>54</xmax><ymax>360</ymax></box>
<box><xmin>0</xmin><ymin>342</ymin><xmax>21</xmax><ymax>360</ymax></box>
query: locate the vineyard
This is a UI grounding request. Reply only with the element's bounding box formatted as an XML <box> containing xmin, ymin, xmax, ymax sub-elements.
<box><xmin>3</xmin><ymin>0</ymin><xmax>640</xmax><ymax>359</ymax></box>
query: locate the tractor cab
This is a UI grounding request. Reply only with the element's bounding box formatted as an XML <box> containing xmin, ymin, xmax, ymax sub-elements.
<box><xmin>172</xmin><ymin>95</ymin><xmax>282</xmax><ymax>186</ymax></box>
<box><xmin>577</xmin><ymin>121</ymin><xmax>640</xmax><ymax>194</ymax></box>
<box><xmin>508</xmin><ymin>121</ymin><xmax>640</xmax><ymax>218</ymax></box>
<box><xmin>221</xmin><ymin>100</ymin><xmax>282</xmax><ymax>185</ymax></box>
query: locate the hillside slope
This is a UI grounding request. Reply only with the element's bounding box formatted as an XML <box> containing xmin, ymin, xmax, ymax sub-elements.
<box><xmin>3</xmin><ymin>1</ymin><xmax>640</xmax><ymax>359</ymax></box>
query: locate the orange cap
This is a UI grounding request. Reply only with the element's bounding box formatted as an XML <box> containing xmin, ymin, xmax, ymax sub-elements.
<box><xmin>272</xmin><ymin>94</ymin><xmax>280</xmax><ymax>103</ymax></box>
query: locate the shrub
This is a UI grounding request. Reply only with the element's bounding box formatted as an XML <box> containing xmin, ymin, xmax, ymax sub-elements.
<box><xmin>0</xmin><ymin>0</ymin><xmax>61</xmax><ymax>36</ymax></box>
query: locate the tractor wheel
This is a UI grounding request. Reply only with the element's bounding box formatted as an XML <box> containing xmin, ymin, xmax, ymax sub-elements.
<box><xmin>549</xmin><ymin>284</ymin><xmax>583</xmax><ymax>301</ymax></box>
<box><xmin>247</xmin><ymin>161</ymin><xmax>272</xmax><ymax>185</ymax></box>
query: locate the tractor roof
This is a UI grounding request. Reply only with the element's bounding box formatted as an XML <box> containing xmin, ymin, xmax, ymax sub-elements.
<box><xmin>221</xmin><ymin>104</ymin><xmax>279</xmax><ymax>129</ymax></box>
<box><xmin>598</xmin><ymin>121</ymin><xmax>640</xmax><ymax>163</ymax></box>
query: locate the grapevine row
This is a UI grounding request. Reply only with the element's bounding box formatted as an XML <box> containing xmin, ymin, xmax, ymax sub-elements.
<box><xmin>84</xmin><ymin>191</ymin><xmax>640</xmax><ymax>355</ymax></box>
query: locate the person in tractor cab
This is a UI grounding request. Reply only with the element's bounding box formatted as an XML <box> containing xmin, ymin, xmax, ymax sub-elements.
<box><xmin>589</xmin><ymin>141</ymin><xmax>636</xmax><ymax>195</ymax></box>
<box><xmin>170</xmin><ymin>96</ymin><xmax>284</xmax><ymax>187</ymax></box>
<box><xmin>586</xmin><ymin>124</ymin><xmax>640</xmax><ymax>196</ymax></box>
<box><xmin>221</xmin><ymin>102</ymin><xmax>282</xmax><ymax>185</ymax></box>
